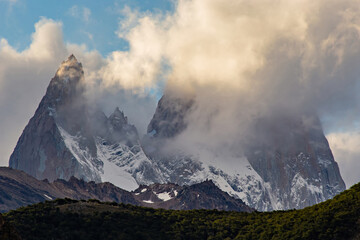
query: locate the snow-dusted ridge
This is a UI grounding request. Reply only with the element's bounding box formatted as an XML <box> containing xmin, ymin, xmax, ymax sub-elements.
<box><xmin>31</xmin><ymin>104</ymin><xmax>348</xmax><ymax>211</ymax></box>
<box><xmin>95</xmin><ymin>137</ymin><xmax>161</xmax><ymax>191</ymax></box>
<box><xmin>58</xmin><ymin>120</ymin><xmax>273</xmax><ymax>209</ymax></box>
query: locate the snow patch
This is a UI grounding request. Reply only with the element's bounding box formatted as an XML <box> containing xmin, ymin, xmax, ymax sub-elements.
<box><xmin>47</xmin><ymin>107</ymin><xmax>56</xmax><ymax>116</ymax></box>
<box><xmin>100</xmin><ymin>153</ymin><xmax>138</xmax><ymax>191</ymax></box>
<box><xmin>58</xmin><ymin>126</ymin><xmax>101</xmax><ymax>181</ymax></box>
<box><xmin>156</xmin><ymin>192</ymin><xmax>173</xmax><ymax>201</ymax></box>
<box><xmin>176</xmin><ymin>152</ymin><xmax>270</xmax><ymax>210</ymax></box>
<box><xmin>96</xmin><ymin>139</ymin><xmax>139</xmax><ymax>191</ymax></box>
<box><xmin>148</xmin><ymin>129</ymin><xmax>157</xmax><ymax>137</ymax></box>
<box><xmin>142</xmin><ymin>200</ymin><xmax>154</xmax><ymax>204</ymax></box>
<box><xmin>290</xmin><ymin>173</ymin><xmax>324</xmax><ymax>208</ymax></box>
<box><xmin>44</xmin><ymin>194</ymin><xmax>53</xmax><ymax>200</ymax></box>
<box><xmin>318</xmin><ymin>157</ymin><xmax>332</xmax><ymax>167</ymax></box>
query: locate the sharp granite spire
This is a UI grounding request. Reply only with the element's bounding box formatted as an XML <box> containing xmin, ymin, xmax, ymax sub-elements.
<box><xmin>9</xmin><ymin>56</ymin><xmax>162</xmax><ymax>190</ymax></box>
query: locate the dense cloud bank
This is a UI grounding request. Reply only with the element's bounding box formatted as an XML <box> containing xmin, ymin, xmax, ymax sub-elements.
<box><xmin>112</xmin><ymin>0</ymin><xmax>360</xmax><ymax>186</ymax></box>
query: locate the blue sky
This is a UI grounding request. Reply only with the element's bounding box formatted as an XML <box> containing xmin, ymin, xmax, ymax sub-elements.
<box><xmin>0</xmin><ymin>0</ymin><xmax>174</xmax><ymax>56</ymax></box>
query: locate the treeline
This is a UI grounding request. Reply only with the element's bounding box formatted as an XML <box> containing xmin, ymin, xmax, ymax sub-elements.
<box><xmin>3</xmin><ymin>183</ymin><xmax>360</xmax><ymax>240</ymax></box>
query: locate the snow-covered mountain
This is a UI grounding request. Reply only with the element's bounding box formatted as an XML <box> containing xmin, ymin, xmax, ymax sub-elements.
<box><xmin>9</xmin><ymin>56</ymin><xmax>345</xmax><ymax>211</ymax></box>
<box><xmin>144</xmin><ymin>94</ymin><xmax>346</xmax><ymax>211</ymax></box>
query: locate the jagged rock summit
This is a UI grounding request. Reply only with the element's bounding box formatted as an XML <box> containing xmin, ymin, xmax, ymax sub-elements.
<box><xmin>9</xmin><ymin>55</ymin><xmax>161</xmax><ymax>190</ymax></box>
<box><xmin>9</xmin><ymin>54</ymin><xmax>88</xmax><ymax>182</ymax></box>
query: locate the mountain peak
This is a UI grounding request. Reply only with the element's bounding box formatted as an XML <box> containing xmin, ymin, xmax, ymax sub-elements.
<box><xmin>113</xmin><ymin>107</ymin><xmax>122</xmax><ymax>115</ymax></box>
<box><xmin>109</xmin><ymin>107</ymin><xmax>128</xmax><ymax>125</ymax></box>
<box><xmin>58</xmin><ymin>54</ymin><xmax>82</xmax><ymax>71</ymax></box>
<box><xmin>67</xmin><ymin>54</ymin><xmax>77</xmax><ymax>62</ymax></box>
<box><xmin>51</xmin><ymin>55</ymin><xmax>83</xmax><ymax>88</ymax></box>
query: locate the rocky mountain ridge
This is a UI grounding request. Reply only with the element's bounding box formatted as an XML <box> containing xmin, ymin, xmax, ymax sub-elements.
<box><xmin>0</xmin><ymin>167</ymin><xmax>252</xmax><ymax>213</ymax></box>
<box><xmin>9</xmin><ymin>55</ymin><xmax>159</xmax><ymax>190</ymax></box>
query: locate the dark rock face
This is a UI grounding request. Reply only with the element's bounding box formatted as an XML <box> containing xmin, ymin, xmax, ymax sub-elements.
<box><xmin>0</xmin><ymin>167</ymin><xmax>63</xmax><ymax>212</ymax></box>
<box><xmin>8</xmin><ymin>56</ymin><xmax>144</xmax><ymax>185</ymax></box>
<box><xmin>107</xmin><ymin>107</ymin><xmax>139</xmax><ymax>146</ymax></box>
<box><xmin>51</xmin><ymin>177</ymin><xmax>137</xmax><ymax>205</ymax></box>
<box><xmin>0</xmin><ymin>167</ymin><xmax>252</xmax><ymax>213</ymax></box>
<box><xmin>245</xmin><ymin>114</ymin><xmax>346</xmax><ymax>209</ymax></box>
<box><xmin>133</xmin><ymin>180</ymin><xmax>253</xmax><ymax>212</ymax></box>
<box><xmin>182</xmin><ymin>181</ymin><xmax>253</xmax><ymax>211</ymax></box>
<box><xmin>144</xmin><ymin>94</ymin><xmax>346</xmax><ymax>211</ymax></box>
<box><xmin>147</xmin><ymin>94</ymin><xmax>194</xmax><ymax>139</ymax></box>
<box><xmin>0</xmin><ymin>167</ymin><xmax>136</xmax><ymax>212</ymax></box>
<box><xmin>8</xmin><ymin>55</ymin><xmax>97</xmax><ymax>182</ymax></box>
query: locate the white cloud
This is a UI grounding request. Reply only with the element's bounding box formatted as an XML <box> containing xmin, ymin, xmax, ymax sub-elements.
<box><xmin>68</xmin><ymin>5</ymin><xmax>91</xmax><ymax>23</ymax></box>
<box><xmin>99</xmin><ymin>8</ymin><xmax>167</xmax><ymax>92</ymax></box>
<box><xmin>68</xmin><ymin>5</ymin><xmax>78</xmax><ymax>17</ymax></box>
<box><xmin>83</xmin><ymin>7</ymin><xmax>91</xmax><ymax>22</ymax></box>
<box><xmin>103</xmin><ymin>0</ymin><xmax>360</xmax><ymax>187</ymax></box>
<box><xmin>107</xmin><ymin>0</ymin><xmax>360</xmax><ymax>112</ymax></box>
<box><xmin>0</xmin><ymin>18</ymin><xmax>67</xmax><ymax>166</ymax></box>
<box><xmin>327</xmin><ymin>132</ymin><xmax>360</xmax><ymax>188</ymax></box>
<box><xmin>116</xmin><ymin>6</ymin><xmax>141</xmax><ymax>39</ymax></box>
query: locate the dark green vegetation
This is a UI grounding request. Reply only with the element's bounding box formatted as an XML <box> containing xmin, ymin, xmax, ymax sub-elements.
<box><xmin>4</xmin><ymin>183</ymin><xmax>360</xmax><ymax>240</ymax></box>
<box><xmin>0</xmin><ymin>213</ymin><xmax>21</xmax><ymax>240</ymax></box>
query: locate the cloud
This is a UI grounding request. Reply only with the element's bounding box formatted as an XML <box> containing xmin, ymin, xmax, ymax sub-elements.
<box><xmin>0</xmin><ymin>18</ymin><xmax>67</xmax><ymax>167</ymax></box>
<box><xmin>98</xmin><ymin>7</ymin><xmax>167</xmax><ymax>93</ymax></box>
<box><xmin>68</xmin><ymin>5</ymin><xmax>92</xmax><ymax>23</ymax></box>
<box><xmin>116</xmin><ymin>6</ymin><xmax>140</xmax><ymax>39</ymax></box>
<box><xmin>83</xmin><ymin>7</ymin><xmax>91</xmax><ymax>22</ymax></box>
<box><xmin>68</xmin><ymin>5</ymin><xmax>78</xmax><ymax>17</ymax></box>
<box><xmin>327</xmin><ymin>132</ymin><xmax>360</xmax><ymax>187</ymax></box>
<box><xmin>106</xmin><ymin>0</ymin><xmax>360</xmax><ymax>110</ymax></box>
<box><xmin>103</xmin><ymin>0</ymin><xmax>360</xmax><ymax>187</ymax></box>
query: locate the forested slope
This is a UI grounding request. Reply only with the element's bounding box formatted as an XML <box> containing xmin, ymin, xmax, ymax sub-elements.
<box><xmin>4</xmin><ymin>183</ymin><xmax>360</xmax><ymax>240</ymax></box>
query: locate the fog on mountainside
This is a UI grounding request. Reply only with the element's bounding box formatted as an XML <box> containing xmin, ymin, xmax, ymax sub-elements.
<box><xmin>93</xmin><ymin>0</ymin><xmax>360</xmax><ymax>189</ymax></box>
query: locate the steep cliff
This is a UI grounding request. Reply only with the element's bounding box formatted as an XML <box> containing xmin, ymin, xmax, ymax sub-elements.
<box><xmin>9</xmin><ymin>55</ymin><xmax>162</xmax><ymax>189</ymax></box>
<box><xmin>0</xmin><ymin>167</ymin><xmax>252</xmax><ymax>213</ymax></box>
